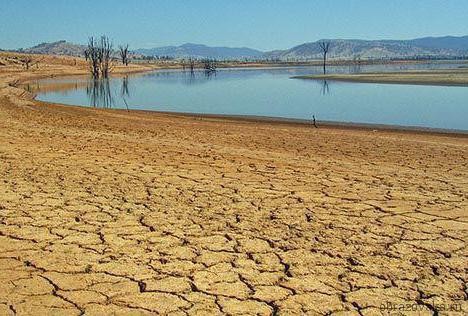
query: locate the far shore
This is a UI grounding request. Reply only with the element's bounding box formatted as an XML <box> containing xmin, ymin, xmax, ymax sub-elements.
<box><xmin>293</xmin><ymin>68</ymin><xmax>468</xmax><ymax>86</ymax></box>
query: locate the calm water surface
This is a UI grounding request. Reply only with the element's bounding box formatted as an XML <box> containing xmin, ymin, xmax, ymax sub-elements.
<box><xmin>34</xmin><ymin>64</ymin><xmax>468</xmax><ymax>131</ymax></box>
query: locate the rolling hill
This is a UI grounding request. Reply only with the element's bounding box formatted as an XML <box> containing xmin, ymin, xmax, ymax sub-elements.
<box><xmin>13</xmin><ymin>36</ymin><xmax>468</xmax><ymax>60</ymax></box>
<box><xmin>265</xmin><ymin>36</ymin><xmax>468</xmax><ymax>60</ymax></box>
<box><xmin>22</xmin><ymin>40</ymin><xmax>86</xmax><ymax>57</ymax></box>
<box><xmin>134</xmin><ymin>43</ymin><xmax>264</xmax><ymax>59</ymax></box>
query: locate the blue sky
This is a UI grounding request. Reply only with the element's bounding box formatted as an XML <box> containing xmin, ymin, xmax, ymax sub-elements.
<box><xmin>1</xmin><ymin>0</ymin><xmax>467</xmax><ymax>51</ymax></box>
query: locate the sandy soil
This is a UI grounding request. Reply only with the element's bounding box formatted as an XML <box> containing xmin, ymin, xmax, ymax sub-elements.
<box><xmin>0</xmin><ymin>54</ymin><xmax>467</xmax><ymax>315</ymax></box>
<box><xmin>294</xmin><ymin>69</ymin><xmax>468</xmax><ymax>86</ymax></box>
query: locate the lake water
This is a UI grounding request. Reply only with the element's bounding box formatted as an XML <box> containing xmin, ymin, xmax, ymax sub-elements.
<box><xmin>33</xmin><ymin>63</ymin><xmax>468</xmax><ymax>131</ymax></box>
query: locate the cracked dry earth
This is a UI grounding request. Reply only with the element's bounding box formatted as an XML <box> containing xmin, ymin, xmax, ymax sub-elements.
<box><xmin>0</xmin><ymin>98</ymin><xmax>467</xmax><ymax>315</ymax></box>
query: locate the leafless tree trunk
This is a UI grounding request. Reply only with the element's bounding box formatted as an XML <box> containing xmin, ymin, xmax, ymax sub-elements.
<box><xmin>98</xmin><ymin>36</ymin><xmax>113</xmax><ymax>78</ymax></box>
<box><xmin>87</xmin><ymin>35</ymin><xmax>113</xmax><ymax>79</ymax></box>
<box><xmin>319</xmin><ymin>42</ymin><xmax>331</xmax><ymax>74</ymax></box>
<box><xmin>19</xmin><ymin>57</ymin><xmax>42</xmax><ymax>70</ymax></box>
<box><xmin>20</xmin><ymin>57</ymin><xmax>33</xmax><ymax>70</ymax></box>
<box><xmin>119</xmin><ymin>44</ymin><xmax>129</xmax><ymax>66</ymax></box>
<box><xmin>87</xmin><ymin>37</ymin><xmax>100</xmax><ymax>78</ymax></box>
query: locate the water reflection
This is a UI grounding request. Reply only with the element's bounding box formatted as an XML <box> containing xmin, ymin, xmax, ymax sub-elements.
<box><xmin>121</xmin><ymin>76</ymin><xmax>130</xmax><ymax>98</ymax></box>
<box><xmin>86</xmin><ymin>79</ymin><xmax>114</xmax><ymax>108</ymax></box>
<box><xmin>204</xmin><ymin>69</ymin><xmax>216</xmax><ymax>79</ymax></box>
<box><xmin>320</xmin><ymin>80</ymin><xmax>330</xmax><ymax>96</ymax></box>
<box><xmin>349</xmin><ymin>62</ymin><xmax>362</xmax><ymax>74</ymax></box>
<box><xmin>178</xmin><ymin>70</ymin><xmax>218</xmax><ymax>85</ymax></box>
<box><xmin>85</xmin><ymin>76</ymin><xmax>134</xmax><ymax>108</ymax></box>
<box><xmin>20</xmin><ymin>79</ymin><xmax>86</xmax><ymax>95</ymax></box>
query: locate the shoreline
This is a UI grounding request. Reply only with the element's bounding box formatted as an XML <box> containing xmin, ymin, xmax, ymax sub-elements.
<box><xmin>151</xmin><ymin>111</ymin><xmax>468</xmax><ymax>136</ymax></box>
<box><xmin>3</xmin><ymin>51</ymin><xmax>468</xmax><ymax>138</ymax></box>
<box><xmin>32</xmin><ymin>99</ymin><xmax>468</xmax><ymax>137</ymax></box>
<box><xmin>19</xmin><ymin>60</ymin><xmax>466</xmax><ymax>136</ymax></box>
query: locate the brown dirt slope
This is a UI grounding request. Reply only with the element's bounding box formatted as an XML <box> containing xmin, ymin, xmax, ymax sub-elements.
<box><xmin>0</xmin><ymin>53</ymin><xmax>467</xmax><ymax>315</ymax></box>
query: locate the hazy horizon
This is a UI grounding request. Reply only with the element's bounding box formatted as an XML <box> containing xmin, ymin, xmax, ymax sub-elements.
<box><xmin>1</xmin><ymin>0</ymin><xmax>468</xmax><ymax>50</ymax></box>
<box><xmin>9</xmin><ymin>35</ymin><xmax>468</xmax><ymax>53</ymax></box>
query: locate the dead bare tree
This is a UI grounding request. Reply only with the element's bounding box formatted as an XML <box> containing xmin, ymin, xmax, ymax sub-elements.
<box><xmin>119</xmin><ymin>44</ymin><xmax>129</xmax><ymax>66</ymax></box>
<box><xmin>19</xmin><ymin>56</ymin><xmax>42</xmax><ymax>70</ymax></box>
<box><xmin>86</xmin><ymin>35</ymin><xmax>113</xmax><ymax>79</ymax></box>
<box><xmin>20</xmin><ymin>57</ymin><xmax>33</xmax><ymax>70</ymax></box>
<box><xmin>87</xmin><ymin>37</ymin><xmax>100</xmax><ymax>78</ymax></box>
<box><xmin>98</xmin><ymin>36</ymin><xmax>113</xmax><ymax>78</ymax></box>
<box><xmin>319</xmin><ymin>41</ymin><xmax>331</xmax><ymax>74</ymax></box>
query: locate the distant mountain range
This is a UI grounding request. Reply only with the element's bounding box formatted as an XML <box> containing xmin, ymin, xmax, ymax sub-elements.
<box><xmin>265</xmin><ymin>36</ymin><xmax>468</xmax><ymax>60</ymax></box>
<box><xmin>134</xmin><ymin>43</ymin><xmax>264</xmax><ymax>59</ymax></box>
<box><xmin>14</xmin><ymin>36</ymin><xmax>468</xmax><ymax>60</ymax></box>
